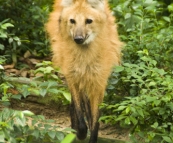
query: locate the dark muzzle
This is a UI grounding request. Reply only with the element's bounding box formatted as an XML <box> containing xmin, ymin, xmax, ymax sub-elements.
<box><xmin>74</xmin><ymin>36</ymin><xmax>84</xmax><ymax>44</ymax></box>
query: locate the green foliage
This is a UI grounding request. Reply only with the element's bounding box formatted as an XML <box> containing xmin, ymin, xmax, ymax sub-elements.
<box><xmin>0</xmin><ymin>19</ymin><xmax>21</xmax><ymax>64</ymax></box>
<box><xmin>2</xmin><ymin>61</ymin><xmax>71</xmax><ymax>105</ymax></box>
<box><xmin>109</xmin><ymin>0</ymin><xmax>173</xmax><ymax>69</ymax></box>
<box><xmin>0</xmin><ymin>61</ymin><xmax>73</xmax><ymax>143</ymax></box>
<box><xmin>0</xmin><ymin>0</ymin><xmax>51</xmax><ymax>64</ymax></box>
<box><xmin>102</xmin><ymin>0</ymin><xmax>173</xmax><ymax>142</ymax></box>
<box><xmin>102</xmin><ymin>51</ymin><xmax>173</xmax><ymax>142</ymax></box>
<box><xmin>0</xmin><ymin>108</ymin><xmax>75</xmax><ymax>143</ymax></box>
<box><xmin>0</xmin><ymin>62</ymin><xmax>22</xmax><ymax>106</ymax></box>
<box><xmin>34</xmin><ymin>61</ymin><xmax>61</xmax><ymax>81</ymax></box>
<box><xmin>32</xmin><ymin>61</ymin><xmax>71</xmax><ymax>104</ymax></box>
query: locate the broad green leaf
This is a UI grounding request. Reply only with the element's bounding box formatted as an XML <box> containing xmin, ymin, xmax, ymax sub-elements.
<box><xmin>1</xmin><ymin>23</ymin><xmax>14</xmax><ymax>29</ymax></box>
<box><xmin>117</xmin><ymin>105</ymin><xmax>126</xmax><ymax>111</ymax></box>
<box><xmin>56</xmin><ymin>131</ymin><xmax>64</xmax><ymax>141</ymax></box>
<box><xmin>22</xmin><ymin>110</ymin><xmax>34</xmax><ymax>116</ymax></box>
<box><xmin>8</xmin><ymin>37</ymin><xmax>13</xmax><ymax>43</ymax></box>
<box><xmin>47</xmin><ymin>81</ymin><xmax>58</xmax><ymax>88</ymax></box>
<box><xmin>21</xmin><ymin>85</ymin><xmax>30</xmax><ymax>98</ymax></box>
<box><xmin>151</xmin><ymin>122</ymin><xmax>158</xmax><ymax>129</ymax></box>
<box><xmin>48</xmin><ymin>131</ymin><xmax>56</xmax><ymax>139</ymax></box>
<box><xmin>137</xmin><ymin>109</ymin><xmax>144</xmax><ymax>118</ymax></box>
<box><xmin>125</xmin><ymin>117</ymin><xmax>131</xmax><ymax>125</ymax></box>
<box><xmin>125</xmin><ymin>13</ymin><xmax>131</xmax><ymax>19</ymax></box>
<box><xmin>32</xmin><ymin>129</ymin><xmax>40</xmax><ymax>139</ymax></box>
<box><xmin>13</xmin><ymin>36</ymin><xmax>20</xmax><ymax>41</ymax></box>
<box><xmin>153</xmin><ymin>100</ymin><xmax>161</xmax><ymax>106</ymax></box>
<box><xmin>44</xmin><ymin>66</ymin><xmax>54</xmax><ymax>74</ymax></box>
<box><xmin>168</xmin><ymin>4</ymin><xmax>173</xmax><ymax>12</ymax></box>
<box><xmin>0</xmin><ymin>44</ymin><xmax>4</xmax><ymax>50</ymax></box>
<box><xmin>166</xmin><ymin>103</ymin><xmax>173</xmax><ymax>111</ymax></box>
<box><xmin>162</xmin><ymin>136</ymin><xmax>172</xmax><ymax>143</ymax></box>
<box><xmin>51</xmin><ymin>74</ymin><xmax>59</xmax><ymax>80</ymax></box>
<box><xmin>116</xmin><ymin>115</ymin><xmax>126</xmax><ymax>121</ymax></box>
<box><xmin>146</xmin><ymin>96</ymin><xmax>157</xmax><ymax>102</ymax></box>
<box><xmin>11</xmin><ymin>94</ymin><xmax>22</xmax><ymax>100</ymax></box>
<box><xmin>0</xmin><ymin>33</ymin><xmax>7</xmax><ymax>38</ymax></box>
<box><xmin>17</xmin><ymin>41</ymin><xmax>21</xmax><ymax>46</ymax></box>
<box><xmin>159</xmin><ymin>108</ymin><xmax>166</xmax><ymax>115</ymax></box>
<box><xmin>130</xmin><ymin>116</ymin><xmax>138</xmax><ymax>125</ymax></box>
<box><xmin>61</xmin><ymin>133</ymin><xmax>76</xmax><ymax>143</ymax></box>
<box><xmin>0</xmin><ymin>133</ymin><xmax>5</xmax><ymax>142</ymax></box>
<box><xmin>125</xmin><ymin>106</ymin><xmax>130</xmax><ymax>114</ymax></box>
<box><xmin>130</xmin><ymin>106</ymin><xmax>136</xmax><ymax>113</ymax></box>
<box><xmin>0</xmin><ymin>65</ymin><xmax>4</xmax><ymax>70</ymax></box>
<box><xmin>39</xmin><ymin>88</ymin><xmax>47</xmax><ymax>97</ymax></box>
<box><xmin>60</xmin><ymin>91</ymin><xmax>71</xmax><ymax>102</ymax></box>
<box><xmin>115</xmin><ymin>66</ymin><xmax>124</xmax><ymax>73</ymax></box>
<box><xmin>163</xmin><ymin>16</ymin><xmax>170</xmax><ymax>23</ymax></box>
<box><xmin>148</xmin><ymin>81</ymin><xmax>156</xmax><ymax>87</ymax></box>
<box><xmin>16</xmin><ymin>117</ymin><xmax>26</xmax><ymax>126</ymax></box>
<box><xmin>48</xmin><ymin>88</ymin><xmax>60</xmax><ymax>94</ymax></box>
<box><xmin>44</xmin><ymin>124</ymin><xmax>52</xmax><ymax>129</ymax></box>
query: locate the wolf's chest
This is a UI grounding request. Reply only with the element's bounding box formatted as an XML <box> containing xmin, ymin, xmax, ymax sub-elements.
<box><xmin>70</xmin><ymin>62</ymin><xmax>101</xmax><ymax>77</ymax></box>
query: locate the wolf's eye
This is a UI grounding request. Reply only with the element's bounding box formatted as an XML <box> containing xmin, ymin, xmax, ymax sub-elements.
<box><xmin>70</xmin><ymin>19</ymin><xmax>75</xmax><ymax>24</ymax></box>
<box><xmin>86</xmin><ymin>19</ymin><xmax>93</xmax><ymax>24</ymax></box>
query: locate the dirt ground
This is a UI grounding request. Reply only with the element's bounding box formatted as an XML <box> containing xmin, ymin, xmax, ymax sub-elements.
<box><xmin>10</xmin><ymin>97</ymin><xmax>130</xmax><ymax>142</ymax></box>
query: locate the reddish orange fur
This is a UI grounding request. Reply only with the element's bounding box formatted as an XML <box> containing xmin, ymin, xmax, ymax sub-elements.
<box><xmin>46</xmin><ymin>0</ymin><xmax>122</xmax><ymax>142</ymax></box>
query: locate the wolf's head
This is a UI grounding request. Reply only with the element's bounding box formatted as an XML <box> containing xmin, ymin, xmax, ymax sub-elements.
<box><xmin>60</xmin><ymin>0</ymin><xmax>106</xmax><ymax>45</ymax></box>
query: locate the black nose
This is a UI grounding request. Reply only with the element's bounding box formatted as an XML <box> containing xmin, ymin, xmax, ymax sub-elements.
<box><xmin>74</xmin><ymin>36</ymin><xmax>84</xmax><ymax>44</ymax></box>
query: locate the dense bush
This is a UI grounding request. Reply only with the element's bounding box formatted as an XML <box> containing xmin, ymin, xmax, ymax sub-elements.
<box><xmin>102</xmin><ymin>0</ymin><xmax>173</xmax><ymax>142</ymax></box>
<box><xmin>0</xmin><ymin>0</ymin><xmax>51</xmax><ymax>64</ymax></box>
<box><xmin>0</xmin><ymin>19</ymin><xmax>21</xmax><ymax>65</ymax></box>
<box><xmin>0</xmin><ymin>60</ymin><xmax>73</xmax><ymax>142</ymax></box>
<box><xmin>109</xmin><ymin>0</ymin><xmax>173</xmax><ymax>69</ymax></box>
<box><xmin>102</xmin><ymin>51</ymin><xmax>173</xmax><ymax>142</ymax></box>
<box><xmin>106</xmin><ymin>0</ymin><xmax>173</xmax><ymax>101</ymax></box>
<box><xmin>0</xmin><ymin>108</ymin><xmax>75</xmax><ymax>143</ymax></box>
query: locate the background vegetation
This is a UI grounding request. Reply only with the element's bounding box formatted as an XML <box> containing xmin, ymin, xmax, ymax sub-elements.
<box><xmin>102</xmin><ymin>0</ymin><xmax>173</xmax><ymax>142</ymax></box>
<box><xmin>0</xmin><ymin>0</ymin><xmax>173</xmax><ymax>142</ymax></box>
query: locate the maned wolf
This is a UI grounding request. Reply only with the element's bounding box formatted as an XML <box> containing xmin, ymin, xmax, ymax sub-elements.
<box><xmin>46</xmin><ymin>0</ymin><xmax>122</xmax><ymax>142</ymax></box>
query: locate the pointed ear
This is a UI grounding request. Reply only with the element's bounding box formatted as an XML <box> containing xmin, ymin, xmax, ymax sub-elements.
<box><xmin>87</xmin><ymin>0</ymin><xmax>105</xmax><ymax>10</ymax></box>
<box><xmin>61</xmin><ymin>0</ymin><xmax>74</xmax><ymax>7</ymax></box>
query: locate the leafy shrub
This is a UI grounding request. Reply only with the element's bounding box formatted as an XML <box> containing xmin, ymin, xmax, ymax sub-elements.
<box><xmin>2</xmin><ymin>61</ymin><xmax>71</xmax><ymax>105</ymax></box>
<box><xmin>0</xmin><ymin>19</ymin><xmax>21</xmax><ymax>64</ymax></box>
<box><xmin>0</xmin><ymin>0</ymin><xmax>51</xmax><ymax>64</ymax></box>
<box><xmin>102</xmin><ymin>1</ymin><xmax>173</xmax><ymax>142</ymax></box>
<box><xmin>0</xmin><ymin>61</ymin><xmax>73</xmax><ymax>143</ymax></box>
<box><xmin>102</xmin><ymin>51</ymin><xmax>173</xmax><ymax>142</ymax></box>
<box><xmin>109</xmin><ymin>0</ymin><xmax>173</xmax><ymax>69</ymax></box>
<box><xmin>31</xmin><ymin>61</ymin><xmax>71</xmax><ymax>104</ymax></box>
<box><xmin>0</xmin><ymin>108</ymin><xmax>75</xmax><ymax>143</ymax></box>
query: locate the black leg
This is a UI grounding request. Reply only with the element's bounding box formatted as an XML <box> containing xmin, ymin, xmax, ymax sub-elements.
<box><xmin>70</xmin><ymin>93</ymin><xmax>88</xmax><ymax>140</ymax></box>
<box><xmin>70</xmin><ymin>98</ymin><xmax>78</xmax><ymax>131</ymax></box>
<box><xmin>89</xmin><ymin>120</ymin><xmax>99</xmax><ymax>143</ymax></box>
